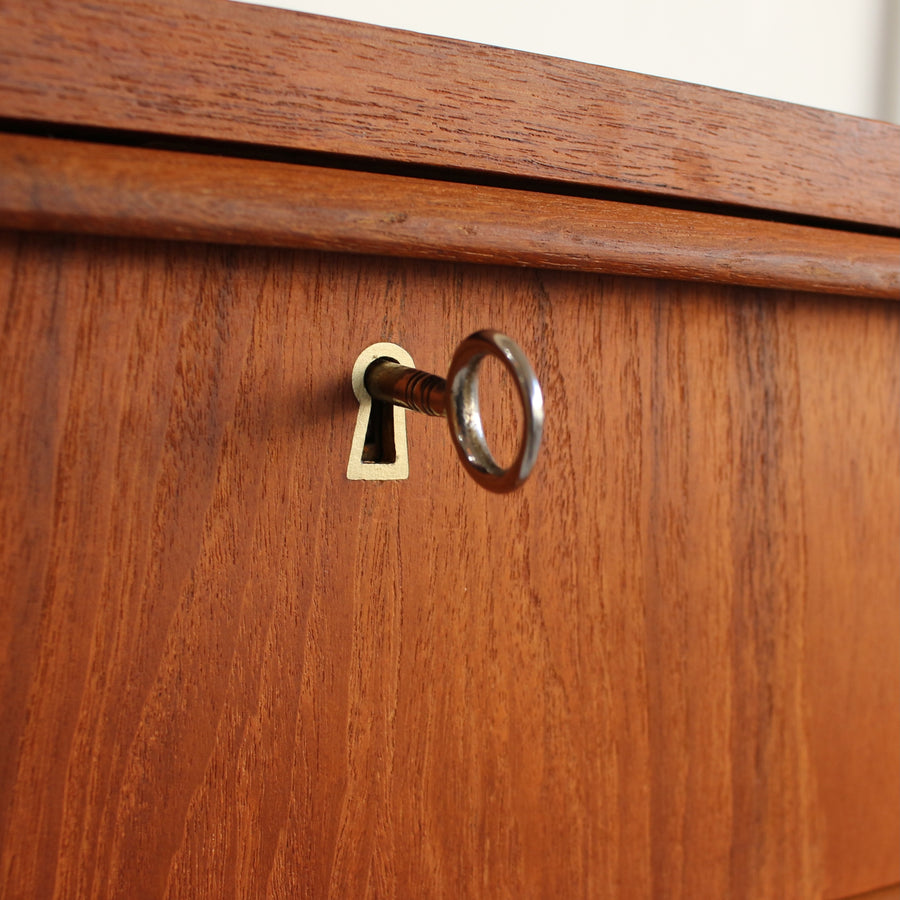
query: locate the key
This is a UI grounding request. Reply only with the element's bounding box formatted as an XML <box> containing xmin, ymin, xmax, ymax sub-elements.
<box><xmin>355</xmin><ymin>330</ymin><xmax>543</xmax><ymax>493</ymax></box>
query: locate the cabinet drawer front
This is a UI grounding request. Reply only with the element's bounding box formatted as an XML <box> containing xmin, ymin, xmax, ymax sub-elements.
<box><xmin>1</xmin><ymin>233</ymin><xmax>897</xmax><ymax>898</ymax></box>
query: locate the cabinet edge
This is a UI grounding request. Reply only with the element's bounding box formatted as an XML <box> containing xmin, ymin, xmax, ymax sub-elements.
<box><xmin>2</xmin><ymin>135</ymin><xmax>898</xmax><ymax>300</ymax></box>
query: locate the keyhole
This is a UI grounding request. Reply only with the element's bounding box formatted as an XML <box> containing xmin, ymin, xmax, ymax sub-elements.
<box><xmin>362</xmin><ymin>396</ymin><xmax>396</xmax><ymax>464</ymax></box>
<box><xmin>347</xmin><ymin>342</ymin><xmax>413</xmax><ymax>482</ymax></box>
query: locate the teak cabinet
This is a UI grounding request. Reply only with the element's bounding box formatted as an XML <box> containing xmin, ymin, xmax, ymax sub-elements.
<box><xmin>1</xmin><ymin>1</ymin><xmax>898</xmax><ymax>897</ymax></box>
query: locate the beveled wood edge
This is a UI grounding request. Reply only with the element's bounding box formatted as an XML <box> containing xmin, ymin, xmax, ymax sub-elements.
<box><xmin>2</xmin><ymin>135</ymin><xmax>898</xmax><ymax>299</ymax></box>
<box><xmin>0</xmin><ymin>0</ymin><xmax>898</xmax><ymax>230</ymax></box>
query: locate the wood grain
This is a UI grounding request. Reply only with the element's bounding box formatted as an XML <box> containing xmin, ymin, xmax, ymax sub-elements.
<box><xmin>2</xmin><ymin>135</ymin><xmax>898</xmax><ymax>300</ymax></box>
<box><xmin>800</xmin><ymin>299</ymin><xmax>900</xmax><ymax>898</ymax></box>
<box><xmin>0</xmin><ymin>0</ymin><xmax>898</xmax><ymax>229</ymax></box>
<box><xmin>1</xmin><ymin>232</ymin><xmax>897</xmax><ymax>898</ymax></box>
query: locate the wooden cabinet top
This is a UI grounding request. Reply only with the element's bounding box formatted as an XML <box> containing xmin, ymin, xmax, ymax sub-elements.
<box><xmin>1</xmin><ymin>0</ymin><xmax>899</xmax><ymax>230</ymax></box>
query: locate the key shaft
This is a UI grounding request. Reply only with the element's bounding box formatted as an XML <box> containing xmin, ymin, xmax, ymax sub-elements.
<box><xmin>365</xmin><ymin>359</ymin><xmax>447</xmax><ymax>417</ymax></box>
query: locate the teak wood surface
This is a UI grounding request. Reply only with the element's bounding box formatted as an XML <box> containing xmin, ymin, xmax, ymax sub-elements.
<box><xmin>1</xmin><ymin>233</ymin><xmax>898</xmax><ymax>899</ymax></box>
<box><xmin>1</xmin><ymin>0</ymin><xmax>899</xmax><ymax>897</ymax></box>
<box><xmin>1</xmin><ymin>0</ymin><xmax>899</xmax><ymax>229</ymax></box>
<box><xmin>2</xmin><ymin>135</ymin><xmax>898</xmax><ymax>300</ymax></box>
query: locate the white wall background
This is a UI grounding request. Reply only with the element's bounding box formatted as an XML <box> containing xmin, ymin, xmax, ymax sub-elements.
<box><xmin>233</xmin><ymin>0</ymin><xmax>900</xmax><ymax>122</ymax></box>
